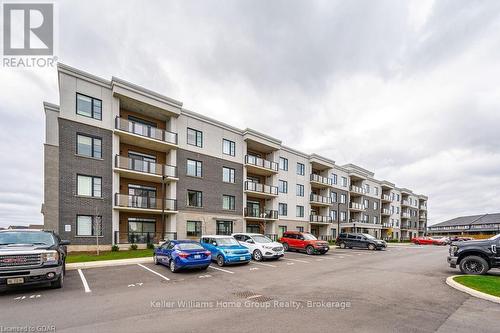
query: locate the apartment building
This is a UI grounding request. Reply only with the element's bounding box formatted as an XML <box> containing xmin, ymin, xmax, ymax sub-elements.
<box><xmin>41</xmin><ymin>64</ymin><xmax>428</xmax><ymax>250</ymax></box>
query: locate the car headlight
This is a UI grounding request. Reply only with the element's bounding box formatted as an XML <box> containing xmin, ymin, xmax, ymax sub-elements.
<box><xmin>223</xmin><ymin>249</ymin><xmax>232</xmax><ymax>254</ymax></box>
<box><xmin>450</xmin><ymin>245</ymin><xmax>458</xmax><ymax>256</ymax></box>
<box><xmin>41</xmin><ymin>251</ymin><xmax>59</xmax><ymax>264</ymax></box>
<box><xmin>263</xmin><ymin>245</ymin><xmax>274</xmax><ymax>249</ymax></box>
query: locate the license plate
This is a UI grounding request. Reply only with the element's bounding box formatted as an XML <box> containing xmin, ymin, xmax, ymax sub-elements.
<box><xmin>194</xmin><ymin>255</ymin><xmax>201</xmax><ymax>259</ymax></box>
<box><xmin>7</xmin><ymin>278</ymin><xmax>24</xmax><ymax>285</ymax></box>
<box><xmin>240</xmin><ymin>256</ymin><xmax>246</xmax><ymax>261</ymax></box>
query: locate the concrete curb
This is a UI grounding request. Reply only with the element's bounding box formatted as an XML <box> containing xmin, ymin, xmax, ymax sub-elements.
<box><xmin>67</xmin><ymin>257</ymin><xmax>153</xmax><ymax>270</ymax></box>
<box><xmin>446</xmin><ymin>275</ymin><xmax>500</xmax><ymax>304</ymax></box>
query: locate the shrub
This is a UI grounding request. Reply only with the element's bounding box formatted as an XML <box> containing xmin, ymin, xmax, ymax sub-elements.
<box><xmin>147</xmin><ymin>243</ymin><xmax>155</xmax><ymax>249</ymax></box>
<box><xmin>129</xmin><ymin>244</ymin><xmax>138</xmax><ymax>251</ymax></box>
<box><xmin>111</xmin><ymin>245</ymin><xmax>119</xmax><ymax>252</ymax></box>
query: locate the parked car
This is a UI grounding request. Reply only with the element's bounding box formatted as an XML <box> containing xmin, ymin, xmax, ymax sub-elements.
<box><xmin>154</xmin><ymin>240</ymin><xmax>211</xmax><ymax>273</ymax></box>
<box><xmin>232</xmin><ymin>233</ymin><xmax>284</xmax><ymax>261</ymax></box>
<box><xmin>411</xmin><ymin>236</ymin><xmax>435</xmax><ymax>245</ymax></box>
<box><xmin>336</xmin><ymin>233</ymin><xmax>387</xmax><ymax>250</ymax></box>
<box><xmin>449</xmin><ymin>236</ymin><xmax>474</xmax><ymax>242</ymax></box>
<box><xmin>448</xmin><ymin>233</ymin><xmax>500</xmax><ymax>275</ymax></box>
<box><xmin>279</xmin><ymin>231</ymin><xmax>329</xmax><ymax>255</ymax></box>
<box><xmin>200</xmin><ymin>235</ymin><xmax>251</xmax><ymax>266</ymax></box>
<box><xmin>0</xmin><ymin>229</ymin><xmax>70</xmax><ymax>291</ymax></box>
<box><xmin>431</xmin><ymin>237</ymin><xmax>450</xmax><ymax>246</ymax></box>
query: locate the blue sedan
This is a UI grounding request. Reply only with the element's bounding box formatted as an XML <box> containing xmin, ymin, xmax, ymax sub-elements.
<box><xmin>200</xmin><ymin>235</ymin><xmax>252</xmax><ymax>266</ymax></box>
<box><xmin>154</xmin><ymin>240</ymin><xmax>212</xmax><ymax>273</ymax></box>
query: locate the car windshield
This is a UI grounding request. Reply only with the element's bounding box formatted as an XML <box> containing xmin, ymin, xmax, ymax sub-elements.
<box><xmin>177</xmin><ymin>243</ymin><xmax>204</xmax><ymax>251</ymax></box>
<box><xmin>252</xmin><ymin>235</ymin><xmax>272</xmax><ymax>243</ymax></box>
<box><xmin>0</xmin><ymin>231</ymin><xmax>55</xmax><ymax>246</ymax></box>
<box><xmin>302</xmin><ymin>233</ymin><xmax>317</xmax><ymax>240</ymax></box>
<box><xmin>216</xmin><ymin>238</ymin><xmax>239</xmax><ymax>246</ymax></box>
<box><xmin>362</xmin><ymin>234</ymin><xmax>376</xmax><ymax>240</ymax></box>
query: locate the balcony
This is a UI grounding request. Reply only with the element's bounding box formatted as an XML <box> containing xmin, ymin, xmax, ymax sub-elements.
<box><xmin>244</xmin><ymin>155</ymin><xmax>278</xmax><ymax>176</ymax></box>
<box><xmin>419</xmin><ymin>214</ymin><xmax>427</xmax><ymax>220</ymax></box>
<box><xmin>114</xmin><ymin>231</ymin><xmax>177</xmax><ymax>245</ymax></box>
<box><xmin>310</xmin><ymin>174</ymin><xmax>334</xmax><ymax>188</ymax></box>
<box><xmin>115</xmin><ymin>117</ymin><xmax>178</xmax><ymax>151</ymax></box>
<box><xmin>382</xmin><ymin>222</ymin><xmax>392</xmax><ymax>228</ymax></box>
<box><xmin>309</xmin><ymin>215</ymin><xmax>333</xmax><ymax>224</ymax></box>
<box><xmin>114</xmin><ymin>155</ymin><xmax>177</xmax><ymax>183</ymax></box>
<box><xmin>310</xmin><ymin>193</ymin><xmax>333</xmax><ymax>207</ymax></box>
<box><xmin>114</xmin><ymin>193</ymin><xmax>177</xmax><ymax>213</ymax></box>
<box><xmin>401</xmin><ymin>200</ymin><xmax>410</xmax><ymax>207</ymax></box>
<box><xmin>419</xmin><ymin>205</ymin><xmax>427</xmax><ymax>211</ymax></box>
<box><xmin>244</xmin><ymin>208</ymin><xmax>278</xmax><ymax>221</ymax></box>
<box><xmin>381</xmin><ymin>194</ymin><xmax>391</xmax><ymax>203</ymax></box>
<box><xmin>401</xmin><ymin>212</ymin><xmax>411</xmax><ymax>219</ymax></box>
<box><xmin>381</xmin><ymin>208</ymin><xmax>391</xmax><ymax>216</ymax></box>
<box><xmin>349</xmin><ymin>202</ymin><xmax>365</xmax><ymax>212</ymax></box>
<box><xmin>244</xmin><ymin>181</ymin><xmax>278</xmax><ymax>199</ymax></box>
<box><xmin>349</xmin><ymin>185</ymin><xmax>365</xmax><ymax>197</ymax></box>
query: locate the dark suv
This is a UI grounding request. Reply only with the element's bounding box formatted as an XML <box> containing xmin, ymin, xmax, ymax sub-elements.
<box><xmin>0</xmin><ymin>229</ymin><xmax>70</xmax><ymax>291</ymax></box>
<box><xmin>336</xmin><ymin>233</ymin><xmax>387</xmax><ymax>250</ymax></box>
<box><xmin>447</xmin><ymin>233</ymin><xmax>500</xmax><ymax>275</ymax></box>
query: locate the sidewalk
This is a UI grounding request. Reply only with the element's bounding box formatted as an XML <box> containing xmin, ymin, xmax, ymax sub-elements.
<box><xmin>67</xmin><ymin>257</ymin><xmax>153</xmax><ymax>270</ymax></box>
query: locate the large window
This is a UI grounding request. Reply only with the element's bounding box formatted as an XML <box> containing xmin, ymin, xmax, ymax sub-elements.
<box><xmin>76</xmin><ymin>215</ymin><xmax>102</xmax><ymax>236</ymax></box>
<box><xmin>77</xmin><ymin>134</ymin><xmax>102</xmax><ymax>158</ymax></box>
<box><xmin>187</xmin><ymin>128</ymin><xmax>203</xmax><ymax>147</ymax></box>
<box><xmin>222</xmin><ymin>167</ymin><xmax>235</xmax><ymax>183</ymax></box>
<box><xmin>187</xmin><ymin>190</ymin><xmax>202</xmax><ymax>207</ymax></box>
<box><xmin>278</xmin><ymin>180</ymin><xmax>288</xmax><ymax>193</ymax></box>
<box><xmin>296</xmin><ymin>184</ymin><xmax>304</xmax><ymax>197</ymax></box>
<box><xmin>279</xmin><ymin>157</ymin><xmax>288</xmax><ymax>171</ymax></box>
<box><xmin>296</xmin><ymin>162</ymin><xmax>305</xmax><ymax>176</ymax></box>
<box><xmin>186</xmin><ymin>221</ymin><xmax>202</xmax><ymax>238</ymax></box>
<box><xmin>77</xmin><ymin>175</ymin><xmax>102</xmax><ymax>197</ymax></box>
<box><xmin>296</xmin><ymin>205</ymin><xmax>304</xmax><ymax>218</ymax></box>
<box><xmin>332</xmin><ymin>173</ymin><xmax>338</xmax><ymax>185</ymax></box>
<box><xmin>278</xmin><ymin>203</ymin><xmax>288</xmax><ymax>216</ymax></box>
<box><xmin>340</xmin><ymin>194</ymin><xmax>346</xmax><ymax>204</ymax></box>
<box><xmin>297</xmin><ymin>226</ymin><xmax>304</xmax><ymax>232</ymax></box>
<box><xmin>216</xmin><ymin>221</ymin><xmax>233</xmax><ymax>235</ymax></box>
<box><xmin>331</xmin><ymin>210</ymin><xmax>338</xmax><ymax>221</ymax></box>
<box><xmin>187</xmin><ymin>159</ymin><xmax>202</xmax><ymax>177</ymax></box>
<box><xmin>331</xmin><ymin>192</ymin><xmax>338</xmax><ymax>203</ymax></box>
<box><xmin>222</xmin><ymin>195</ymin><xmax>235</xmax><ymax>211</ymax></box>
<box><xmin>340</xmin><ymin>211</ymin><xmax>347</xmax><ymax>221</ymax></box>
<box><xmin>222</xmin><ymin>139</ymin><xmax>235</xmax><ymax>156</ymax></box>
<box><xmin>342</xmin><ymin>177</ymin><xmax>348</xmax><ymax>187</ymax></box>
<box><xmin>76</xmin><ymin>93</ymin><xmax>102</xmax><ymax>120</ymax></box>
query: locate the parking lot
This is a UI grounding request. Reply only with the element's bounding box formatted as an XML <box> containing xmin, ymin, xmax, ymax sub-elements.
<box><xmin>0</xmin><ymin>246</ymin><xmax>499</xmax><ymax>332</ymax></box>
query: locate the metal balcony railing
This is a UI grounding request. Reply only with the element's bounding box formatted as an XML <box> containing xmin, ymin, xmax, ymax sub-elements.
<box><xmin>114</xmin><ymin>193</ymin><xmax>177</xmax><ymax>211</ymax></box>
<box><xmin>244</xmin><ymin>181</ymin><xmax>278</xmax><ymax>195</ymax></box>
<box><xmin>310</xmin><ymin>174</ymin><xmax>334</xmax><ymax>186</ymax></box>
<box><xmin>244</xmin><ymin>208</ymin><xmax>278</xmax><ymax>219</ymax></box>
<box><xmin>115</xmin><ymin>117</ymin><xmax>178</xmax><ymax>145</ymax></box>
<box><xmin>381</xmin><ymin>194</ymin><xmax>391</xmax><ymax>201</ymax></box>
<box><xmin>115</xmin><ymin>155</ymin><xmax>177</xmax><ymax>178</ymax></box>
<box><xmin>244</xmin><ymin>155</ymin><xmax>278</xmax><ymax>172</ymax></box>
<box><xmin>310</xmin><ymin>193</ymin><xmax>333</xmax><ymax>205</ymax></box>
<box><xmin>309</xmin><ymin>215</ymin><xmax>333</xmax><ymax>223</ymax></box>
<box><xmin>350</xmin><ymin>185</ymin><xmax>365</xmax><ymax>194</ymax></box>
<box><xmin>349</xmin><ymin>202</ymin><xmax>365</xmax><ymax>210</ymax></box>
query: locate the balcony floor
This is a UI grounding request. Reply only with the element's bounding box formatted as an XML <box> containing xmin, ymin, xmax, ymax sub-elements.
<box><xmin>115</xmin><ymin>129</ymin><xmax>177</xmax><ymax>152</ymax></box>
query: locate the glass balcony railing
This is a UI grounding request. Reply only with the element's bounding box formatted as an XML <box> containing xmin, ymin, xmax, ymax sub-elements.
<box><xmin>245</xmin><ymin>155</ymin><xmax>278</xmax><ymax>172</ymax></box>
<box><xmin>115</xmin><ymin>117</ymin><xmax>178</xmax><ymax>145</ymax></box>
<box><xmin>114</xmin><ymin>193</ymin><xmax>177</xmax><ymax>211</ymax></box>
<box><xmin>244</xmin><ymin>181</ymin><xmax>278</xmax><ymax>195</ymax></box>
<box><xmin>115</xmin><ymin>155</ymin><xmax>177</xmax><ymax>178</ymax></box>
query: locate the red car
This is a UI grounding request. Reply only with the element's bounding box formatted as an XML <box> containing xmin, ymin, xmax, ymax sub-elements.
<box><xmin>279</xmin><ymin>231</ymin><xmax>330</xmax><ymax>255</ymax></box>
<box><xmin>411</xmin><ymin>236</ymin><xmax>434</xmax><ymax>245</ymax></box>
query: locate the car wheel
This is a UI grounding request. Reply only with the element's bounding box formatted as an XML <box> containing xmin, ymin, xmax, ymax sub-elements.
<box><xmin>216</xmin><ymin>255</ymin><xmax>225</xmax><ymax>267</ymax></box>
<box><xmin>459</xmin><ymin>256</ymin><xmax>489</xmax><ymax>275</ymax></box>
<box><xmin>169</xmin><ymin>260</ymin><xmax>178</xmax><ymax>273</ymax></box>
<box><xmin>50</xmin><ymin>273</ymin><xmax>64</xmax><ymax>289</ymax></box>
<box><xmin>368</xmin><ymin>244</ymin><xmax>376</xmax><ymax>251</ymax></box>
<box><xmin>306</xmin><ymin>246</ymin><xmax>314</xmax><ymax>255</ymax></box>
<box><xmin>154</xmin><ymin>255</ymin><xmax>159</xmax><ymax>265</ymax></box>
<box><xmin>282</xmin><ymin>243</ymin><xmax>289</xmax><ymax>251</ymax></box>
<box><xmin>253</xmin><ymin>250</ymin><xmax>263</xmax><ymax>261</ymax></box>
<box><xmin>339</xmin><ymin>242</ymin><xmax>346</xmax><ymax>249</ymax></box>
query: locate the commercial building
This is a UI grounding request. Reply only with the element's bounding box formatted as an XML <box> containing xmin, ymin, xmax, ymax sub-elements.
<box><xmin>427</xmin><ymin>213</ymin><xmax>500</xmax><ymax>238</ymax></box>
<box><xmin>41</xmin><ymin>64</ymin><xmax>428</xmax><ymax>250</ymax></box>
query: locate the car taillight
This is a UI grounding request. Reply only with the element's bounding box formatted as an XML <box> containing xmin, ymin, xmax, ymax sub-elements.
<box><xmin>178</xmin><ymin>252</ymin><xmax>189</xmax><ymax>258</ymax></box>
<box><xmin>204</xmin><ymin>251</ymin><xmax>211</xmax><ymax>256</ymax></box>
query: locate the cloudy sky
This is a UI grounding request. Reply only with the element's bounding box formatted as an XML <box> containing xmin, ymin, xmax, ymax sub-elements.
<box><xmin>0</xmin><ymin>0</ymin><xmax>499</xmax><ymax>228</ymax></box>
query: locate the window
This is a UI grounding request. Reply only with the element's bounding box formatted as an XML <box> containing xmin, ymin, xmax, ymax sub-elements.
<box><xmin>374</xmin><ymin>187</ymin><xmax>379</xmax><ymax>196</ymax></box>
<box><xmin>278</xmin><ymin>226</ymin><xmax>287</xmax><ymax>238</ymax></box>
<box><xmin>77</xmin><ymin>134</ymin><xmax>102</xmax><ymax>158</ymax></box>
<box><xmin>76</xmin><ymin>215</ymin><xmax>102</xmax><ymax>236</ymax></box>
<box><xmin>222</xmin><ymin>139</ymin><xmax>235</xmax><ymax>156</ymax></box>
<box><xmin>342</xmin><ymin>177</ymin><xmax>348</xmax><ymax>187</ymax></box>
<box><xmin>396</xmin><ymin>194</ymin><xmax>400</xmax><ymax>201</ymax></box>
<box><xmin>296</xmin><ymin>184</ymin><xmax>304</xmax><ymax>197</ymax></box>
<box><xmin>373</xmin><ymin>216</ymin><xmax>378</xmax><ymax>224</ymax></box>
<box><xmin>278</xmin><ymin>180</ymin><xmax>288</xmax><ymax>193</ymax></box>
<box><xmin>340</xmin><ymin>211</ymin><xmax>347</xmax><ymax>222</ymax></box>
<box><xmin>340</xmin><ymin>194</ymin><xmax>347</xmax><ymax>204</ymax></box>
<box><xmin>373</xmin><ymin>201</ymin><xmax>378</xmax><ymax>210</ymax></box>
<box><xmin>187</xmin><ymin>128</ymin><xmax>203</xmax><ymax>147</ymax></box>
<box><xmin>76</xmin><ymin>93</ymin><xmax>102</xmax><ymax>120</ymax></box>
<box><xmin>297</xmin><ymin>226</ymin><xmax>304</xmax><ymax>232</ymax></box>
<box><xmin>296</xmin><ymin>205</ymin><xmax>304</xmax><ymax>217</ymax></box>
<box><xmin>332</xmin><ymin>173</ymin><xmax>338</xmax><ymax>185</ymax></box>
<box><xmin>222</xmin><ymin>195</ymin><xmax>235</xmax><ymax>210</ymax></box>
<box><xmin>331</xmin><ymin>228</ymin><xmax>337</xmax><ymax>238</ymax></box>
<box><xmin>331</xmin><ymin>192</ymin><xmax>337</xmax><ymax>203</ymax></box>
<box><xmin>187</xmin><ymin>190</ymin><xmax>202</xmax><ymax>207</ymax></box>
<box><xmin>278</xmin><ymin>203</ymin><xmax>288</xmax><ymax>216</ymax></box>
<box><xmin>186</xmin><ymin>221</ymin><xmax>202</xmax><ymax>238</ymax></box>
<box><xmin>363</xmin><ymin>214</ymin><xmax>369</xmax><ymax>222</ymax></box>
<box><xmin>216</xmin><ymin>221</ymin><xmax>233</xmax><ymax>235</ymax></box>
<box><xmin>331</xmin><ymin>210</ymin><xmax>338</xmax><ymax>221</ymax></box>
<box><xmin>222</xmin><ymin>167</ymin><xmax>235</xmax><ymax>183</ymax></box>
<box><xmin>364</xmin><ymin>184</ymin><xmax>370</xmax><ymax>194</ymax></box>
<box><xmin>77</xmin><ymin>175</ymin><xmax>101</xmax><ymax>197</ymax></box>
<box><xmin>279</xmin><ymin>157</ymin><xmax>288</xmax><ymax>171</ymax></box>
<box><xmin>396</xmin><ymin>207</ymin><xmax>400</xmax><ymax>214</ymax></box>
<box><xmin>296</xmin><ymin>163</ymin><xmax>305</xmax><ymax>175</ymax></box>
<box><xmin>363</xmin><ymin>198</ymin><xmax>369</xmax><ymax>208</ymax></box>
<box><xmin>187</xmin><ymin>159</ymin><xmax>202</xmax><ymax>177</ymax></box>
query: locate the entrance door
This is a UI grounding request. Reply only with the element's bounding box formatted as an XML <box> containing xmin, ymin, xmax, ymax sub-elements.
<box><xmin>247</xmin><ymin>200</ymin><xmax>261</xmax><ymax>217</ymax></box>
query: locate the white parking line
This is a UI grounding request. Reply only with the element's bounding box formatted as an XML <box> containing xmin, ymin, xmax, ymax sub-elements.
<box><xmin>282</xmin><ymin>258</ymin><xmax>310</xmax><ymax>264</ymax></box>
<box><xmin>208</xmin><ymin>266</ymin><xmax>234</xmax><ymax>274</ymax></box>
<box><xmin>251</xmin><ymin>261</ymin><xmax>277</xmax><ymax>268</ymax></box>
<box><xmin>77</xmin><ymin>269</ymin><xmax>91</xmax><ymax>293</ymax></box>
<box><xmin>137</xmin><ymin>264</ymin><xmax>170</xmax><ymax>281</ymax></box>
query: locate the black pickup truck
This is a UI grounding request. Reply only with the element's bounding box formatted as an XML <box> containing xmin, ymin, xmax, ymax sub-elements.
<box><xmin>447</xmin><ymin>233</ymin><xmax>500</xmax><ymax>275</ymax></box>
<box><xmin>0</xmin><ymin>229</ymin><xmax>70</xmax><ymax>291</ymax></box>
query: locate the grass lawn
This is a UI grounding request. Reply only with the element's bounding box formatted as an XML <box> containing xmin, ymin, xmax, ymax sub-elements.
<box><xmin>454</xmin><ymin>275</ymin><xmax>500</xmax><ymax>297</ymax></box>
<box><xmin>66</xmin><ymin>249</ymin><xmax>154</xmax><ymax>263</ymax></box>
